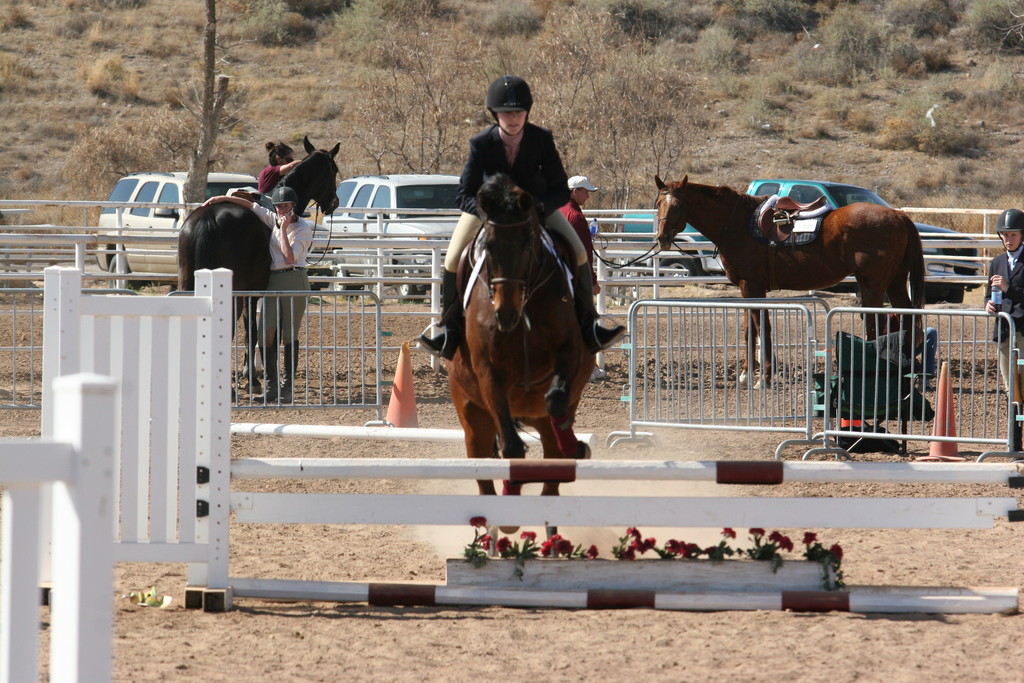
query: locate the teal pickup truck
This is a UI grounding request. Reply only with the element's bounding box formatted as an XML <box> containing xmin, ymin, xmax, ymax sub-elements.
<box><xmin>626</xmin><ymin>178</ymin><xmax>983</xmax><ymax>303</ymax></box>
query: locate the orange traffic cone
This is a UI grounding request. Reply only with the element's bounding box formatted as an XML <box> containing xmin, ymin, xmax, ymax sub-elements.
<box><xmin>917</xmin><ymin>361</ymin><xmax>964</xmax><ymax>462</ymax></box>
<box><xmin>386</xmin><ymin>342</ymin><xmax>418</xmax><ymax>428</ymax></box>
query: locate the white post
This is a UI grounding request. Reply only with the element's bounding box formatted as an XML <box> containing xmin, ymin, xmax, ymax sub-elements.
<box><xmin>49</xmin><ymin>374</ymin><xmax>117</xmax><ymax>683</ymax></box>
<box><xmin>188</xmin><ymin>269</ymin><xmax>234</xmax><ymax>598</ymax></box>
<box><xmin>1</xmin><ymin>487</ymin><xmax>42</xmax><ymax>683</ymax></box>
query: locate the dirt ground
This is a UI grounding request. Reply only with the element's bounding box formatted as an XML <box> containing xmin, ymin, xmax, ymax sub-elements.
<box><xmin>10</xmin><ymin>287</ymin><xmax>1023</xmax><ymax>682</ymax></box>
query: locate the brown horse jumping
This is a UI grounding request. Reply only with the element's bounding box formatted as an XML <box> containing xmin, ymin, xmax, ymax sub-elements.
<box><xmin>654</xmin><ymin>175</ymin><xmax>925</xmax><ymax>386</ymax></box>
<box><xmin>447</xmin><ymin>174</ymin><xmax>593</xmax><ymax>499</ymax></box>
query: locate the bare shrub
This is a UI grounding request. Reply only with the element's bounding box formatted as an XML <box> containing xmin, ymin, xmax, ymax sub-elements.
<box><xmin>0</xmin><ymin>54</ymin><xmax>35</xmax><ymax>93</ymax></box>
<box><xmin>695</xmin><ymin>25</ymin><xmax>746</xmax><ymax>73</ymax></box>
<box><xmin>347</xmin><ymin>19</ymin><xmax>478</xmax><ymax>174</ymax></box>
<box><xmin>958</xmin><ymin>0</ymin><xmax>1024</xmax><ymax>51</ymax></box>
<box><xmin>883</xmin><ymin>0</ymin><xmax>955</xmax><ymax>38</ymax></box>
<box><xmin>55</xmin><ymin>12</ymin><xmax>96</xmax><ymax>38</ymax></box>
<box><xmin>327</xmin><ymin>0</ymin><xmax>382</xmax><ymax>59</ymax></box>
<box><xmin>86</xmin><ymin>19</ymin><xmax>119</xmax><ymax>49</ymax></box>
<box><xmin>920</xmin><ymin>39</ymin><xmax>956</xmax><ymax>72</ymax></box>
<box><xmin>468</xmin><ymin>1</ymin><xmax>543</xmax><ymax>37</ymax></box>
<box><xmin>236</xmin><ymin>0</ymin><xmax>316</xmax><ymax>45</ymax></box>
<box><xmin>61</xmin><ymin>110</ymin><xmax>205</xmax><ymax>198</ymax></box>
<box><xmin>82</xmin><ymin>55</ymin><xmax>140</xmax><ymax>101</ymax></box>
<box><xmin>718</xmin><ymin>0</ymin><xmax>819</xmax><ymax>37</ymax></box>
<box><xmin>2</xmin><ymin>3</ymin><xmax>32</xmax><ymax>29</ymax></box>
<box><xmin>847</xmin><ymin>108</ymin><xmax>877</xmax><ymax>133</ymax></box>
<box><xmin>876</xmin><ymin>91</ymin><xmax>983</xmax><ymax>156</ymax></box>
<box><xmin>808</xmin><ymin>5</ymin><xmax>888</xmax><ymax>85</ymax></box>
<box><xmin>283</xmin><ymin>0</ymin><xmax>352</xmax><ymax>17</ymax></box>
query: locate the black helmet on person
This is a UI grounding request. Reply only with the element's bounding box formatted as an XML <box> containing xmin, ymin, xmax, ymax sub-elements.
<box><xmin>271</xmin><ymin>186</ymin><xmax>298</xmax><ymax>206</ymax></box>
<box><xmin>996</xmin><ymin>208</ymin><xmax>1024</xmax><ymax>233</ymax></box>
<box><xmin>486</xmin><ymin>75</ymin><xmax>533</xmax><ymax>118</ymax></box>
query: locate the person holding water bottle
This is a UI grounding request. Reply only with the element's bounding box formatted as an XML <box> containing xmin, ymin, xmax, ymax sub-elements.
<box><xmin>986</xmin><ymin>208</ymin><xmax>1024</xmax><ymax>394</ymax></box>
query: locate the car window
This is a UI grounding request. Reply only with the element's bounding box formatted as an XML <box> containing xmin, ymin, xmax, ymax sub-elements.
<box><xmin>751</xmin><ymin>182</ymin><xmax>780</xmax><ymax>197</ymax></box>
<box><xmin>370</xmin><ymin>186</ymin><xmax>393</xmax><ymax>212</ymax></box>
<box><xmin>130</xmin><ymin>181</ymin><xmax>160</xmax><ymax>217</ymax></box>
<box><xmin>395</xmin><ymin>184</ymin><xmax>460</xmax><ymax>217</ymax></box>
<box><xmin>205</xmin><ymin>182</ymin><xmax>243</xmax><ymax>199</ymax></box>
<box><xmin>335</xmin><ymin>180</ymin><xmax>357</xmax><ymax>208</ymax></box>
<box><xmin>157</xmin><ymin>183</ymin><xmax>180</xmax><ymax>204</ymax></box>
<box><xmin>101</xmin><ymin>178</ymin><xmax>140</xmax><ymax>214</ymax></box>
<box><xmin>348</xmin><ymin>184</ymin><xmax>375</xmax><ymax>220</ymax></box>
<box><xmin>826</xmin><ymin>184</ymin><xmax>889</xmax><ymax>208</ymax></box>
<box><xmin>788</xmin><ymin>185</ymin><xmax>824</xmax><ymax>203</ymax></box>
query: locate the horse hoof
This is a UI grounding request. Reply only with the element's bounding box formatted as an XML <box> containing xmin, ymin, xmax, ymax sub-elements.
<box><xmin>575</xmin><ymin>441</ymin><xmax>591</xmax><ymax>460</ymax></box>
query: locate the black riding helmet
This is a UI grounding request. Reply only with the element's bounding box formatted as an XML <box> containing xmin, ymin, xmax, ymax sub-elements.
<box><xmin>271</xmin><ymin>185</ymin><xmax>298</xmax><ymax>206</ymax></box>
<box><xmin>996</xmin><ymin>208</ymin><xmax>1024</xmax><ymax>232</ymax></box>
<box><xmin>486</xmin><ymin>75</ymin><xmax>533</xmax><ymax>119</ymax></box>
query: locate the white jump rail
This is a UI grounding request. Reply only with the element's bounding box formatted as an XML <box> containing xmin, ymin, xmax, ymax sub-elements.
<box><xmin>1</xmin><ymin>374</ymin><xmax>116</xmax><ymax>683</ymax></box>
<box><xmin>230</xmin><ymin>423</ymin><xmax>598</xmax><ymax>450</ymax></box>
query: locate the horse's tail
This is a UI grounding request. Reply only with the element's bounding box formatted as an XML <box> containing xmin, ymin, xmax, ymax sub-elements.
<box><xmin>176</xmin><ymin>209</ymin><xmax>199</xmax><ymax>291</ymax></box>
<box><xmin>904</xmin><ymin>214</ymin><xmax>925</xmax><ymax>309</ymax></box>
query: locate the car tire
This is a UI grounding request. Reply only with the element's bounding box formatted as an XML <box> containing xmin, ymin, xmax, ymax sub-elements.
<box><xmin>662</xmin><ymin>257</ymin><xmax>704</xmax><ymax>278</ymax></box>
<box><xmin>103</xmin><ymin>247</ymin><xmax>131</xmax><ymax>274</ymax></box>
<box><xmin>397</xmin><ymin>282</ymin><xmax>427</xmax><ymax>298</ymax></box>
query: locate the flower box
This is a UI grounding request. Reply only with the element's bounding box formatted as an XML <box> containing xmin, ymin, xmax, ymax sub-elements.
<box><xmin>446</xmin><ymin>558</ymin><xmax>835</xmax><ymax>592</ymax></box>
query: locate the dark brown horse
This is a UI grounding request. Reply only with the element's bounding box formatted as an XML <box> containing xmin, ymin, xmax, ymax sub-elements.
<box><xmin>448</xmin><ymin>174</ymin><xmax>594</xmax><ymax>500</ymax></box>
<box><xmin>654</xmin><ymin>175</ymin><xmax>925</xmax><ymax>387</ymax></box>
<box><xmin>178</xmin><ymin>136</ymin><xmax>340</xmax><ymax>394</ymax></box>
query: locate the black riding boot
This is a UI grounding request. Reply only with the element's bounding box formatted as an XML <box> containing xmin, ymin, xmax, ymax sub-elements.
<box><xmin>575</xmin><ymin>263</ymin><xmax>626</xmax><ymax>353</ymax></box>
<box><xmin>418</xmin><ymin>270</ymin><xmax>463</xmax><ymax>360</ymax></box>
<box><xmin>262</xmin><ymin>342</ymin><xmax>280</xmax><ymax>403</ymax></box>
<box><xmin>279</xmin><ymin>342</ymin><xmax>298</xmax><ymax>403</ymax></box>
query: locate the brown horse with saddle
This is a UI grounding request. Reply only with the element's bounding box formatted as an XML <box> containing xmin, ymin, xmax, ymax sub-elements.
<box><xmin>447</xmin><ymin>174</ymin><xmax>594</xmax><ymax>499</ymax></box>
<box><xmin>654</xmin><ymin>174</ymin><xmax>925</xmax><ymax>387</ymax></box>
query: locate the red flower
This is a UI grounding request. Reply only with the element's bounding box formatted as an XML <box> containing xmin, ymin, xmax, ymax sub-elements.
<box><xmin>481</xmin><ymin>534</ymin><xmax>492</xmax><ymax>550</ymax></box>
<box><xmin>623</xmin><ymin>547</ymin><xmax>637</xmax><ymax>561</ymax></box>
<box><xmin>586</xmin><ymin>545</ymin><xmax>599</xmax><ymax>559</ymax></box>
<box><xmin>496</xmin><ymin>537</ymin><xmax>511</xmax><ymax>553</ymax></box>
<box><xmin>779</xmin><ymin>536</ymin><xmax>794</xmax><ymax>552</ymax></box>
<box><xmin>521</xmin><ymin>531</ymin><xmax>537</xmax><ymax>542</ymax></box>
<box><xmin>749</xmin><ymin>528</ymin><xmax>765</xmax><ymax>538</ymax></box>
<box><xmin>665</xmin><ymin>539</ymin><xmax>685</xmax><ymax>556</ymax></box>
<box><xmin>685</xmin><ymin>543</ymin><xmax>702</xmax><ymax>558</ymax></box>
<box><xmin>556</xmin><ymin>539</ymin><xmax>574</xmax><ymax>555</ymax></box>
<box><xmin>803</xmin><ymin>532</ymin><xmax>818</xmax><ymax>546</ymax></box>
<box><xmin>829</xmin><ymin>543</ymin><xmax>844</xmax><ymax>560</ymax></box>
<box><xmin>627</xmin><ymin>527</ymin><xmax>641</xmax><ymax>540</ymax></box>
<box><xmin>470</xmin><ymin>516</ymin><xmax>487</xmax><ymax>528</ymax></box>
<box><xmin>722</xmin><ymin>528</ymin><xmax>737</xmax><ymax>539</ymax></box>
<box><xmin>642</xmin><ymin>537</ymin><xmax>657</xmax><ymax>552</ymax></box>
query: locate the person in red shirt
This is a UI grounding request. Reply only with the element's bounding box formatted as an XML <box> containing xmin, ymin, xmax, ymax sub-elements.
<box><xmin>257</xmin><ymin>141</ymin><xmax>301</xmax><ymax>194</ymax></box>
<box><xmin>559</xmin><ymin>175</ymin><xmax>600</xmax><ymax>293</ymax></box>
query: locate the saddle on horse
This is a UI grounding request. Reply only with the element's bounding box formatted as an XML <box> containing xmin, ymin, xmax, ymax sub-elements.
<box><xmin>755</xmin><ymin>194</ymin><xmax>833</xmax><ymax>244</ymax></box>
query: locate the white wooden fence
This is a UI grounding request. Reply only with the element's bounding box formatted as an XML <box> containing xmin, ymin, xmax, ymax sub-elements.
<box><xmin>2</xmin><ymin>374</ymin><xmax>116</xmax><ymax>683</ymax></box>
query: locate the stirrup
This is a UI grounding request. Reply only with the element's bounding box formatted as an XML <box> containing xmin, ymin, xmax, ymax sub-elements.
<box><xmin>418</xmin><ymin>324</ymin><xmax>458</xmax><ymax>360</ymax></box>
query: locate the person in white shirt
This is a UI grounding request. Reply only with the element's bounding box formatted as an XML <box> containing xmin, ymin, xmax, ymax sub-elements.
<box><xmin>986</xmin><ymin>208</ymin><xmax>1024</xmax><ymax>395</ymax></box>
<box><xmin>203</xmin><ymin>185</ymin><xmax>314</xmax><ymax>402</ymax></box>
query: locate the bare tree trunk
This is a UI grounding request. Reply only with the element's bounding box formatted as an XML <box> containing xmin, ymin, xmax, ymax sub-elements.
<box><xmin>184</xmin><ymin>0</ymin><xmax>229</xmax><ymax>204</ymax></box>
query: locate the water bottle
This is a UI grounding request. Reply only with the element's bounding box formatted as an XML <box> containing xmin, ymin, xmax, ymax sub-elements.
<box><xmin>992</xmin><ymin>288</ymin><xmax>1003</xmax><ymax>306</ymax></box>
<box><xmin>589</xmin><ymin>218</ymin><xmax>599</xmax><ymax>236</ymax></box>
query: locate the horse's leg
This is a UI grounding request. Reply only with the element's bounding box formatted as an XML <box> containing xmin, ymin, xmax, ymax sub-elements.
<box><xmin>243</xmin><ymin>296</ymin><xmax>263</xmax><ymax>395</ymax></box>
<box><xmin>738</xmin><ymin>284</ymin><xmax>768</xmax><ymax>387</ymax></box>
<box><xmin>859</xmin><ymin>287</ymin><xmax>887</xmax><ymax>340</ymax></box>
<box><xmin>451</xmin><ymin>388</ymin><xmax>500</xmax><ymax>496</ymax></box>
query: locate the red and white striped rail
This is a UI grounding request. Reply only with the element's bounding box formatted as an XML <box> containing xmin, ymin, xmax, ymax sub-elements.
<box><xmin>224</xmin><ymin>578</ymin><xmax>1018</xmax><ymax>615</ymax></box>
<box><xmin>231</xmin><ymin>457</ymin><xmax>1024</xmax><ymax>485</ymax></box>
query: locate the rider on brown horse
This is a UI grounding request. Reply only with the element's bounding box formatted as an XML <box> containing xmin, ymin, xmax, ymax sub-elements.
<box><xmin>418</xmin><ymin>75</ymin><xmax>625</xmax><ymax>360</ymax></box>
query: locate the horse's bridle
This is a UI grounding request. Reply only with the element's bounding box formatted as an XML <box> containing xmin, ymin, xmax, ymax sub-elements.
<box><xmin>478</xmin><ymin>216</ymin><xmax>556</xmax><ymax>309</ymax></box>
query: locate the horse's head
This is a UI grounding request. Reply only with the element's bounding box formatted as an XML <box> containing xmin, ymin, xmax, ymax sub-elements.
<box><xmin>476</xmin><ymin>174</ymin><xmax>538</xmax><ymax>332</ymax></box>
<box><xmin>282</xmin><ymin>136</ymin><xmax>341</xmax><ymax>216</ymax></box>
<box><xmin>654</xmin><ymin>174</ymin><xmax>689</xmax><ymax>251</ymax></box>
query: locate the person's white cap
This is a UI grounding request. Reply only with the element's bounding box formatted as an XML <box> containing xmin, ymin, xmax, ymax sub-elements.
<box><xmin>568</xmin><ymin>175</ymin><xmax>598</xmax><ymax>191</ymax></box>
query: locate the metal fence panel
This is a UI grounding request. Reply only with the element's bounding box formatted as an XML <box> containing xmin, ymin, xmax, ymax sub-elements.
<box><xmin>608</xmin><ymin>299</ymin><xmax>821</xmax><ymax>449</ymax></box>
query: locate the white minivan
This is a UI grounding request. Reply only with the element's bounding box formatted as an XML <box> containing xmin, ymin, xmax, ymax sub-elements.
<box><xmin>97</xmin><ymin>171</ymin><xmax>258</xmax><ymax>274</ymax></box>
